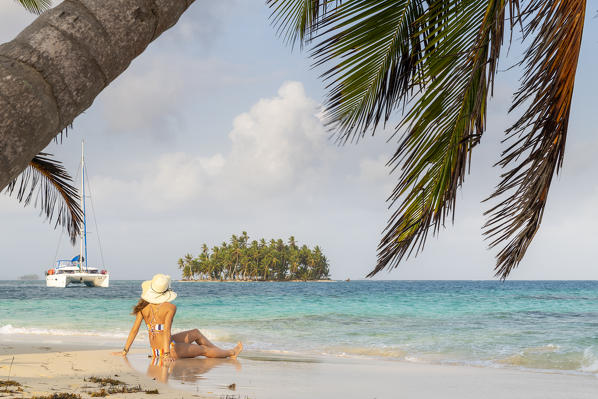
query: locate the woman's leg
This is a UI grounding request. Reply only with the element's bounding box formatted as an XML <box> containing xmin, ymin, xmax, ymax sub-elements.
<box><xmin>172</xmin><ymin>329</ymin><xmax>217</xmax><ymax>348</ymax></box>
<box><xmin>174</xmin><ymin>342</ymin><xmax>243</xmax><ymax>359</ymax></box>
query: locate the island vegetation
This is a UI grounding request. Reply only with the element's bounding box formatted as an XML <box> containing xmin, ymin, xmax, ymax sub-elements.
<box><xmin>177</xmin><ymin>232</ymin><xmax>330</xmax><ymax>281</ymax></box>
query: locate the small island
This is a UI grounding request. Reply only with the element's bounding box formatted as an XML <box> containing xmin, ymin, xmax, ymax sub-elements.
<box><xmin>19</xmin><ymin>274</ymin><xmax>39</xmax><ymax>280</ymax></box>
<box><xmin>178</xmin><ymin>232</ymin><xmax>330</xmax><ymax>281</ymax></box>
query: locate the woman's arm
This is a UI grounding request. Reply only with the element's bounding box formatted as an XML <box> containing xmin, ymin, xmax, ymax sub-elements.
<box><xmin>122</xmin><ymin>312</ymin><xmax>144</xmax><ymax>355</ymax></box>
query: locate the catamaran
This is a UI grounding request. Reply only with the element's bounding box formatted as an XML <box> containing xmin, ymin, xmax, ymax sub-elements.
<box><xmin>46</xmin><ymin>141</ymin><xmax>109</xmax><ymax>288</ymax></box>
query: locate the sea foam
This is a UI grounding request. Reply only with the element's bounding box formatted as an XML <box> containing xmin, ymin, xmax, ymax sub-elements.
<box><xmin>580</xmin><ymin>347</ymin><xmax>598</xmax><ymax>373</ymax></box>
<box><xmin>0</xmin><ymin>324</ymin><xmax>128</xmax><ymax>339</ymax></box>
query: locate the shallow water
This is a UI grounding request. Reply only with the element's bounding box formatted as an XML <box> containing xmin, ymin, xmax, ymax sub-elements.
<box><xmin>1</xmin><ymin>280</ymin><xmax>597</xmax><ymax>375</ymax></box>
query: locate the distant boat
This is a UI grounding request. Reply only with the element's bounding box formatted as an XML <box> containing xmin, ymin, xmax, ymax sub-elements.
<box><xmin>45</xmin><ymin>141</ymin><xmax>109</xmax><ymax>288</ymax></box>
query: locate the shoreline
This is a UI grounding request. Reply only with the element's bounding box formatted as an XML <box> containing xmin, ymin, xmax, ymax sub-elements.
<box><xmin>2</xmin><ymin>331</ymin><xmax>597</xmax><ymax>379</ymax></box>
<box><xmin>177</xmin><ymin>279</ymin><xmax>336</xmax><ymax>283</ymax></box>
<box><xmin>2</xmin><ymin>342</ymin><xmax>598</xmax><ymax>399</ymax></box>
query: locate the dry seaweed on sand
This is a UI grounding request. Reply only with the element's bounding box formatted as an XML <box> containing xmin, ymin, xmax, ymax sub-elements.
<box><xmin>0</xmin><ymin>380</ymin><xmax>23</xmax><ymax>394</ymax></box>
<box><xmin>84</xmin><ymin>377</ymin><xmax>125</xmax><ymax>387</ymax></box>
<box><xmin>84</xmin><ymin>376</ymin><xmax>156</xmax><ymax>395</ymax></box>
<box><xmin>0</xmin><ymin>390</ymin><xmax>23</xmax><ymax>395</ymax></box>
<box><xmin>106</xmin><ymin>385</ymin><xmax>142</xmax><ymax>394</ymax></box>
<box><xmin>0</xmin><ymin>380</ymin><xmax>21</xmax><ymax>388</ymax></box>
<box><xmin>30</xmin><ymin>394</ymin><xmax>81</xmax><ymax>399</ymax></box>
<box><xmin>87</xmin><ymin>389</ymin><xmax>108</xmax><ymax>397</ymax></box>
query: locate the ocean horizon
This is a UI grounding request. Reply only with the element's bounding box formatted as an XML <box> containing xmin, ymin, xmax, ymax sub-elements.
<box><xmin>1</xmin><ymin>279</ymin><xmax>597</xmax><ymax>377</ymax></box>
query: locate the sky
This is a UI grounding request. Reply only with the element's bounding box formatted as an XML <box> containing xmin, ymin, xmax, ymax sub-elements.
<box><xmin>1</xmin><ymin>1</ymin><xmax>597</xmax><ymax>280</ymax></box>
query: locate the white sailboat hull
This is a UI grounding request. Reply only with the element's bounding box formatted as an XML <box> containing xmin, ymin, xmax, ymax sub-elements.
<box><xmin>45</xmin><ymin>142</ymin><xmax>110</xmax><ymax>288</ymax></box>
<box><xmin>46</xmin><ymin>273</ymin><xmax>109</xmax><ymax>288</ymax></box>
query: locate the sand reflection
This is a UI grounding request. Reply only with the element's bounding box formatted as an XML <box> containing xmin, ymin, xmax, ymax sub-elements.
<box><xmin>145</xmin><ymin>357</ymin><xmax>241</xmax><ymax>383</ymax></box>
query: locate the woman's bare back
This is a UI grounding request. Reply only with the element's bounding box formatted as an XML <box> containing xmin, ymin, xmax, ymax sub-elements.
<box><xmin>141</xmin><ymin>302</ymin><xmax>176</xmax><ymax>352</ymax></box>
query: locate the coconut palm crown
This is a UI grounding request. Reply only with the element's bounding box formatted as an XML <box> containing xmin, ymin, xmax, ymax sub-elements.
<box><xmin>268</xmin><ymin>0</ymin><xmax>586</xmax><ymax>279</ymax></box>
<box><xmin>15</xmin><ymin>0</ymin><xmax>52</xmax><ymax>14</ymax></box>
<box><xmin>5</xmin><ymin>153</ymin><xmax>82</xmax><ymax>245</ymax></box>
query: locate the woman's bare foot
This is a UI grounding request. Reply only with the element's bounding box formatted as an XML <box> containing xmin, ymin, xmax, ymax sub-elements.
<box><xmin>230</xmin><ymin>342</ymin><xmax>243</xmax><ymax>359</ymax></box>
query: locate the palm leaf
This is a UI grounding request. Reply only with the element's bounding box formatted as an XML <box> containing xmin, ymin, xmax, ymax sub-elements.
<box><xmin>267</xmin><ymin>0</ymin><xmax>341</xmax><ymax>47</ymax></box>
<box><xmin>4</xmin><ymin>153</ymin><xmax>82</xmax><ymax>244</ymax></box>
<box><xmin>270</xmin><ymin>0</ymin><xmax>522</xmax><ymax>277</ymax></box>
<box><xmin>15</xmin><ymin>0</ymin><xmax>52</xmax><ymax>14</ymax></box>
<box><xmin>271</xmin><ymin>0</ymin><xmax>585</xmax><ymax>279</ymax></box>
<box><xmin>311</xmin><ymin>0</ymin><xmax>429</xmax><ymax>143</ymax></box>
<box><xmin>370</xmin><ymin>0</ymin><xmax>517</xmax><ymax>276</ymax></box>
<box><xmin>484</xmin><ymin>0</ymin><xmax>586</xmax><ymax>279</ymax></box>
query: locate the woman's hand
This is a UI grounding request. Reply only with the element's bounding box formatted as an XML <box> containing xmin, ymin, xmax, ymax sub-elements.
<box><xmin>162</xmin><ymin>356</ymin><xmax>175</xmax><ymax>365</ymax></box>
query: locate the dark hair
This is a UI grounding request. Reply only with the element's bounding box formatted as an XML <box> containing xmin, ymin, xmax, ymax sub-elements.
<box><xmin>132</xmin><ymin>298</ymin><xmax>150</xmax><ymax>314</ymax></box>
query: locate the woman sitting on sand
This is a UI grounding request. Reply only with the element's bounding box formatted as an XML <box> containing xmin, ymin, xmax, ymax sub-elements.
<box><xmin>117</xmin><ymin>274</ymin><xmax>242</xmax><ymax>362</ymax></box>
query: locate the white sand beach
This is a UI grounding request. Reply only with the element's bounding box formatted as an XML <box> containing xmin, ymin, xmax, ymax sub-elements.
<box><xmin>2</xmin><ymin>341</ymin><xmax>598</xmax><ymax>399</ymax></box>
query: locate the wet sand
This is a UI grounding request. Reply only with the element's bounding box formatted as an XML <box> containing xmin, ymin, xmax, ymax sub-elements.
<box><xmin>2</xmin><ymin>341</ymin><xmax>598</xmax><ymax>399</ymax></box>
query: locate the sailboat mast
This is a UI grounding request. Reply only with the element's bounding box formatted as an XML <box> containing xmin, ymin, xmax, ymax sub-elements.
<box><xmin>82</xmin><ymin>141</ymin><xmax>88</xmax><ymax>271</ymax></box>
<box><xmin>79</xmin><ymin>141</ymin><xmax>83</xmax><ymax>270</ymax></box>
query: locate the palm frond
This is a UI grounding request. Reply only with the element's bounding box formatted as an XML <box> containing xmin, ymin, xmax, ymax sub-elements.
<box><xmin>271</xmin><ymin>0</ymin><xmax>582</xmax><ymax>279</ymax></box>
<box><xmin>267</xmin><ymin>0</ymin><xmax>341</xmax><ymax>47</ymax></box>
<box><xmin>484</xmin><ymin>0</ymin><xmax>586</xmax><ymax>279</ymax></box>
<box><xmin>4</xmin><ymin>153</ymin><xmax>82</xmax><ymax>244</ymax></box>
<box><xmin>370</xmin><ymin>0</ymin><xmax>515</xmax><ymax>276</ymax></box>
<box><xmin>15</xmin><ymin>0</ymin><xmax>52</xmax><ymax>14</ymax></box>
<box><xmin>311</xmin><ymin>0</ymin><xmax>429</xmax><ymax>143</ymax></box>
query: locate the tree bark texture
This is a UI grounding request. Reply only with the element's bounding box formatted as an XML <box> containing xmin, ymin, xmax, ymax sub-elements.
<box><xmin>0</xmin><ymin>0</ymin><xmax>195</xmax><ymax>189</ymax></box>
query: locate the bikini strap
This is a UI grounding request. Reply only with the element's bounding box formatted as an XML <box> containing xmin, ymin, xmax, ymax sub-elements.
<box><xmin>147</xmin><ymin>303</ymin><xmax>165</xmax><ymax>336</ymax></box>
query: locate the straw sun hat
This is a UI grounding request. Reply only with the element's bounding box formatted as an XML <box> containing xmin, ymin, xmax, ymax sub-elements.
<box><xmin>141</xmin><ymin>274</ymin><xmax>177</xmax><ymax>304</ymax></box>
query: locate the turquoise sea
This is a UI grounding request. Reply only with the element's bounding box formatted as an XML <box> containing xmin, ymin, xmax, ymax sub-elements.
<box><xmin>1</xmin><ymin>280</ymin><xmax>597</xmax><ymax>375</ymax></box>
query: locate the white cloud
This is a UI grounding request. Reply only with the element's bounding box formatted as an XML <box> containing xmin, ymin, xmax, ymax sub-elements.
<box><xmin>171</xmin><ymin>0</ymin><xmax>245</xmax><ymax>47</ymax></box>
<box><xmin>347</xmin><ymin>153</ymin><xmax>394</xmax><ymax>200</ymax></box>
<box><xmin>100</xmin><ymin>58</ymin><xmax>185</xmax><ymax>134</ymax></box>
<box><xmin>99</xmin><ymin>56</ymin><xmax>244</xmax><ymax>136</ymax></box>
<box><xmin>352</xmin><ymin>154</ymin><xmax>391</xmax><ymax>183</ymax></box>
<box><xmin>0</xmin><ymin>2</ymin><xmax>39</xmax><ymax>42</ymax></box>
<box><xmin>226</xmin><ymin>81</ymin><xmax>330</xmax><ymax>191</ymax></box>
<box><xmin>94</xmin><ymin>81</ymin><xmax>331</xmax><ymax>211</ymax></box>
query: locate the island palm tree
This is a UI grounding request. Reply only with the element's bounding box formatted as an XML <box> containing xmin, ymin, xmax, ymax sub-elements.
<box><xmin>199</xmin><ymin>243</ymin><xmax>212</xmax><ymax>279</ymax></box>
<box><xmin>211</xmin><ymin>246</ymin><xmax>224</xmax><ymax>280</ymax></box>
<box><xmin>177</xmin><ymin>253</ymin><xmax>194</xmax><ymax>280</ymax></box>
<box><xmin>269</xmin><ymin>0</ymin><xmax>586</xmax><ymax>279</ymax></box>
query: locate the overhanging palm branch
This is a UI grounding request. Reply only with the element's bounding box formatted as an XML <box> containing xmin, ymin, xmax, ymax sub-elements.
<box><xmin>484</xmin><ymin>0</ymin><xmax>586</xmax><ymax>278</ymax></box>
<box><xmin>374</xmin><ymin>0</ymin><xmax>512</xmax><ymax>275</ymax></box>
<box><xmin>270</xmin><ymin>0</ymin><xmax>585</xmax><ymax>279</ymax></box>
<box><xmin>15</xmin><ymin>0</ymin><xmax>52</xmax><ymax>14</ymax></box>
<box><xmin>4</xmin><ymin>153</ymin><xmax>82</xmax><ymax>244</ymax></box>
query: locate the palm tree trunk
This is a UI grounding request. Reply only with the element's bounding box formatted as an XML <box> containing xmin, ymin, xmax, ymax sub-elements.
<box><xmin>0</xmin><ymin>0</ymin><xmax>195</xmax><ymax>189</ymax></box>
